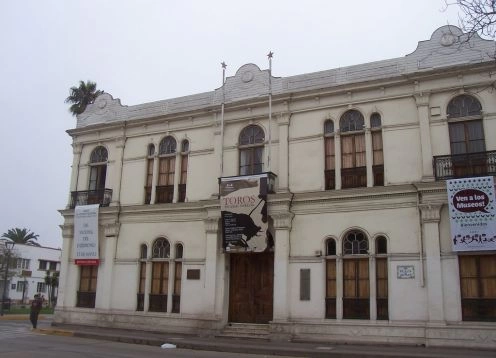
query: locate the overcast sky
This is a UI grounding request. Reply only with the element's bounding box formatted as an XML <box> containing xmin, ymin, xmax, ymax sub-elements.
<box><xmin>0</xmin><ymin>1</ymin><xmax>462</xmax><ymax>248</ymax></box>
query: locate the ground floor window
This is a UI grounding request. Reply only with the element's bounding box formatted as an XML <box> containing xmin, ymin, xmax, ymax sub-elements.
<box><xmin>459</xmin><ymin>254</ymin><xmax>496</xmax><ymax>322</ymax></box>
<box><xmin>77</xmin><ymin>265</ymin><xmax>98</xmax><ymax>308</ymax></box>
<box><xmin>343</xmin><ymin>258</ymin><xmax>370</xmax><ymax>319</ymax></box>
<box><xmin>149</xmin><ymin>262</ymin><xmax>169</xmax><ymax>312</ymax></box>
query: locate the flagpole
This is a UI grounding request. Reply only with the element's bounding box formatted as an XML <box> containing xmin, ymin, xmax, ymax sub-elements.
<box><xmin>267</xmin><ymin>51</ymin><xmax>273</xmax><ymax>172</ymax></box>
<box><xmin>220</xmin><ymin>62</ymin><xmax>226</xmax><ymax>178</ymax></box>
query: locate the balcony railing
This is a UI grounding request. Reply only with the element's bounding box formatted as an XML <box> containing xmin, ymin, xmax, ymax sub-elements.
<box><xmin>76</xmin><ymin>291</ymin><xmax>96</xmax><ymax>308</ymax></box>
<box><xmin>149</xmin><ymin>294</ymin><xmax>167</xmax><ymax>312</ymax></box>
<box><xmin>341</xmin><ymin>167</ymin><xmax>367</xmax><ymax>189</ymax></box>
<box><xmin>70</xmin><ymin>189</ymin><xmax>112</xmax><ymax>208</ymax></box>
<box><xmin>433</xmin><ymin>150</ymin><xmax>496</xmax><ymax>180</ymax></box>
<box><xmin>156</xmin><ymin>186</ymin><xmax>174</xmax><ymax>204</ymax></box>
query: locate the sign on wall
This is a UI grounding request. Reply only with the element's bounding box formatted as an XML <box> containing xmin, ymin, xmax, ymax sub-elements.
<box><xmin>447</xmin><ymin>176</ymin><xmax>496</xmax><ymax>252</ymax></box>
<box><xmin>74</xmin><ymin>204</ymin><xmax>100</xmax><ymax>265</ymax></box>
<box><xmin>220</xmin><ymin>174</ymin><xmax>272</xmax><ymax>252</ymax></box>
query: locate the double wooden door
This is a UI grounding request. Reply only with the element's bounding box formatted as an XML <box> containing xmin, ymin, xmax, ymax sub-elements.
<box><xmin>229</xmin><ymin>252</ymin><xmax>274</xmax><ymax>323</ymax></box>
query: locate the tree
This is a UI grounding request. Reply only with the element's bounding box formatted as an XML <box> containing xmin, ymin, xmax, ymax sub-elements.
<box><xmin>44</xmin><ymin>270</ymin><xmax>59</xmax><ymax>308</ymax></box>
<box><xmin>1</xmin><ymin>228</ymin><xmax>41</xmax><ymax>247</ymax></box>
<box><xmin>64</xmin><ymin>80</ymin><xmax>103</xmax><ymax>116</ymax></box>
<box><xmin>447</xmin><ymin>0</ymin><xmax>496</xmax><ymax>39</ymax></box>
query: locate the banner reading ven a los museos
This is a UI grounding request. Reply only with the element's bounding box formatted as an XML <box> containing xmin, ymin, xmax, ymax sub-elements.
<box><xmin>220</xmin><ymin>174</ymin><xmax>271</xmax><ymax>252</ymax></box>
<box><xmin>447</xmin><ymin>176</ymin><xmax>496</xmax><ymax>252</ymax></box>
<box><xmin>74</xmin><ymin>204</ymin><xmax>100</xmax><ymax>265</ymax></box>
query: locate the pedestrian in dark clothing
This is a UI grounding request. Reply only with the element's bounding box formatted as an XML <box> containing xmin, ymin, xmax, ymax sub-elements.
<box><xmin>30</xmin><ymin>294</ymin><xmax>43</xmax><ymax>329</ymax></box>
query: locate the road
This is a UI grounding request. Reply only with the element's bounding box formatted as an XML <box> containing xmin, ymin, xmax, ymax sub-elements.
<box><xmin>0</xmin><ymin>319</ymin><xmax>299</xmax><ymax>358</ymax></box>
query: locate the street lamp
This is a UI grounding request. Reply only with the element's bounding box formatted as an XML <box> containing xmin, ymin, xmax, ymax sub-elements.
<box><xmin>0</xmin><ymin>238</ymin><xmax>15</xmax><ymax>316</ymax></box>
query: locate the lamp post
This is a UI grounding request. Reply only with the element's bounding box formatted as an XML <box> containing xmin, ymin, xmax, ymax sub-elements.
<box><xmin>0</xmin><ymin>239</ymin><xmax>15</xmax><ymax>316</ymax></box>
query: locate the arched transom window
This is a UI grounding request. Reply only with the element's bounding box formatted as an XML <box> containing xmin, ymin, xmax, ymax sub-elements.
<box><xmin>152</xmin><ymin>237</ymin><xmax>170</xmax><ymax>258</ymax></box>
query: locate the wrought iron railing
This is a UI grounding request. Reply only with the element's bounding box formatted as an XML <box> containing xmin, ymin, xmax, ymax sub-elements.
<box><xmin>172</xmin><ymin>294</ymin><xmax>180</xmax><ymax>313</ymax></box>
<box><xmin>325</xmin><ymin>297</ymin><xmax>336</xmax><ymax>319</ymax></box>
<box><xmin>156</xmin><ymin>186</ymin><xmax>174</xmax><ymax>204</ymax></box>
<box><xmin>144</xmin><ymin>187</ymin><xmax>152</xmax><ymax>205</ymax></box>
<box><xmin>70</xmin><ymin>189</ymin><xmax>112</xmax><ymax>208</ymax></box>
<box><xmin>149</xmin><ymin>294</ymin><xmax>167</xmax><ymax>312</ymax></box>
<box><xmin>433</xmin><ymin>150</ymin><xmax>496</xmax><ymax>180</ymax></box>
<box><xmin>136</xmin><ymin>293</ymin><xmax>144</xmax><ymax>311</ymax></box>
<box><xmin>341</xmin><ymin>167</ymin><xmax>367</xmax><ymax>189</ymax></box>
<box><xmin>343</xmin><ymin>298</ymin><xmax>370</xmax><ymax>319</ymax></box>
<box><xmin>76</xmin><ymin>291</ymin><xmax>96</xmax><ymax>308</ymax></box>
<box><xmin>462</xmin><ymin>298</ymin><xmax>496</xmax><ymax>322</ymax></box>
<box><xmin>178</xmin><ymin>184</ymin><xmax>186</xmax><ymax>203</ymax></box>
<box><xmin>325</xmin><ymin>170</ymin><xmax>335</xmax><ymax>190</ymax></box>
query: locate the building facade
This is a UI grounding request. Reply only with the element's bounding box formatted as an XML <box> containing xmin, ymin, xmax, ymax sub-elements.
<box><xmin>1</xmin><ymin>243</ymin><xmax>60</xmax><ymax>305</ymax></box>
<box><xmin>55</xmin><ymin>26</ymin><xmax>496</xmax><ymax>348</ymax></box>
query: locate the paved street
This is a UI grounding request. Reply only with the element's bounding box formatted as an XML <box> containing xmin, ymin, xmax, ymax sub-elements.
<box><xmin>0</xmin><ymin>320</ymin><xmax>297</xmax><ymax>358</ymax></box>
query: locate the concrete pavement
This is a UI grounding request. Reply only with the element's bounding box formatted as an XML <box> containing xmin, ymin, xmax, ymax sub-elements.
<box><xmin>2</xmin><ymin>315</ymin><xmax>495</xmax><ymax>357</ymax></box>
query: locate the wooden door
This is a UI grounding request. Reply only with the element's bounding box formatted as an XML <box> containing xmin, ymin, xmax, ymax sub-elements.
<box><xmin>229</xmin><ymin>252</ymin><xmax>273</xmax><ymax>323</ymax></box>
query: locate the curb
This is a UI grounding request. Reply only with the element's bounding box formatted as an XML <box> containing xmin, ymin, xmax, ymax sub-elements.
<box><xmin>37</xmin><ymin>328</ymin><xmax>74</xmax><ymax>337</ymax></box>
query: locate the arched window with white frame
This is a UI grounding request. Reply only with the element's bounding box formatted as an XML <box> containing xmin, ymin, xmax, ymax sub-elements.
<box><xmin>149</xmin><ymin>237</ymin><xmax>170</xmax><ymax>312</ymax></box>
<box><xmin>324</xmin><ymin>120</ymin><xmax>336</xmax><ymax>190</ymax></box>
<box><xmin>157</xmin><ymin>137</ymin><xmax>176</xmax><ymax>203</ymax></box>
<box><xmin>325</xmin><ymin>237</ymin><xmax>337</xmax><ymax>319</ymax></box>
<box><xmin>340</xmin><ymin>110</ymin><xmax>366</xmax><ymax>188</ymax></box>
<box><xmin>239</xmin><ymin>125</ymin><xmax>265</xmax><ymax>175</ymax></box>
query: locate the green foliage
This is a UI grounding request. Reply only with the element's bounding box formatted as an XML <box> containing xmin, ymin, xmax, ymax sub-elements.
<box><xmin>65</xmin><ymin>80</ymin><xmax>104</xmax><ymax>116</ymax></box>
<box><xmin>1</xmin><ymin>228</ymin><xmax>40</xmax><ymax>247</ymax></box>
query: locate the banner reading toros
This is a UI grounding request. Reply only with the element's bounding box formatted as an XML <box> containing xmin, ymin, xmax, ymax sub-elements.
<box><xmin>447</xmin><ymin>176</ymin><xmax>496</xmax><ymax>251</ymax></box>
<box><xmin>220</xmin><ymin>174</ymin><xmax>272</xmax><ymax>252</ymax></box>
<box><xmin>74</xmin><ymin>204</ymin><xmax>100</xmax><ymax>265</ymax></box>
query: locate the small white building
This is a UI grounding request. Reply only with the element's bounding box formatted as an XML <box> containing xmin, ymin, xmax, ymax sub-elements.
<box><xmin>7</xmin><ymin>244</ymin><xmax>61</xmax><ymax>304</ymax></box>
<box><xmin>56</xmin><ymin>26</ymin><xmax>496</xmax><ymax>348</ymax></box>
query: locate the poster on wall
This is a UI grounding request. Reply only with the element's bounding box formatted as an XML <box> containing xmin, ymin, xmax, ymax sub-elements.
<box><xmin>447</xmin><ymin>176</ymin><xmax>496</xmax><ymax>251</ymax></box>
<box><xmin>74</xmin><ymin>204</ymin><xmax>100</xmax><ymax>265</ymax></box>
<box><xmin>220</xmin><ymin>174</ymin><xmax>273</xmax><ymax>253</ymax></box>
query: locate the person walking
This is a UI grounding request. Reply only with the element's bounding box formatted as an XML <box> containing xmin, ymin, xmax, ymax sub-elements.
<box><xmin>30</xmin><ymin>294</ymin><xmax>43</xmax><ymax>329</ymax></box>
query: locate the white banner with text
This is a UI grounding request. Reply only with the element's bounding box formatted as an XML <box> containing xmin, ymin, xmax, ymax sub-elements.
<box><xmin>74</xmin><ymin>204</ymin><xmax>100</xmax><ymax>265</ymax></box>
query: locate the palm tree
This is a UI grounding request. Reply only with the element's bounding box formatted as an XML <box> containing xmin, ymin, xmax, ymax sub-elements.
<box><xmin>1</xmin><ymin>228</ymin><xmax>41</xmax><ymax>247</ymax></box>
<box><xmin>64</xmin><ymin>80</ymin><xmax>103</xmax><ymax>116</ymax></box>
<box><xmin>44</xmin><ymin>270</ymin><xmax>59</xmax><ymax>308</ymax></box>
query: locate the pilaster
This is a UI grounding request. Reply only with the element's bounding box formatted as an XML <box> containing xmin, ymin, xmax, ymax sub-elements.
<box><xmin>415</xmin><ymin>93</ymin><xmax>434</xmax><ymax>181</ymax></box>
<box><xmin>419</xmin><ymin>203</ymin><xmax>445</xmax><ymax>324</ymax></box>
<box><xmin>99</xmin><ymin>222</ymin><xmax>120</xmax><ymax>309</ymax></box>
<box><xmin>277</xmin><ymin>113</ymin><xmax>290</xmax><ymax>192</ymax></box>
<box><xmin>58</xmin><ymin>224</ymin><xmax>73</xmax><ymax>307</ymax></box>
<box><xmin>272</xmin><ymin>212</ymin><xmax>294</xmax><ymax>322</ymax></box>
<box><xmin>111</xmin><ymin>137</ymin><xmax>126</xmax><ymax>205</ymax></box>
<box><xmin>204</xmin><ymin>216</ymin><xmax>220</xmax><ymax>315</ymax></box>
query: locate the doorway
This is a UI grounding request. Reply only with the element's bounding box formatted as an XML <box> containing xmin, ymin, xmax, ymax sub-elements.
<box><xmin>228</xmin><ymin>252</ymin><xmax>274</xmax><ymax>323</ymax></box>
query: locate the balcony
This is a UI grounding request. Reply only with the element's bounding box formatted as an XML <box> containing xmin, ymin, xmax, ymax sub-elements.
<box><xmin>70</xmin><ymin>189</ymin><xmax>112</xmax><ymax>208</ymax></box>
<box><xmin>433</xmin><ymin>151</ymin><xmax>496</xmax><ymax>180</ymax></box>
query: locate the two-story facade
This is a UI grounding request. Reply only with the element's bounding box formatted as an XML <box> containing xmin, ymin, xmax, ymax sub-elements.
<box><xmin>55</xmin><ymin>26</ymin><xmax>496</xmax><ymax>348</ymax></box>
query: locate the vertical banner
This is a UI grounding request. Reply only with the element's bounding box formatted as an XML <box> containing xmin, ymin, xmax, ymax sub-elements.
<box><xmin>447</xmin><ymin>176</ymin><xmax>496</xmax><ymax>251</ymax></box>
<box><xmin>220</xmin><ymin>174</ymin><xmax>271</xmax><ymax>252</ymax></box>
<box><xmin>74</xmin><ymin>204</ymin><xmax>100</xmax><ymax>265</ymax></box>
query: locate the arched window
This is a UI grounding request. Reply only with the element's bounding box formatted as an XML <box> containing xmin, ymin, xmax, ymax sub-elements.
<box><xmin>137</xmin><ymin>244</ymin><xmax>148</xmax><ymax>311</ymax></box>
<box><xmin>340</xmin><ymin>110</ymin><xmax>366</xmax><ymax>188</ymax></box>
<box><xmin>342</xmin><ymin>230</ymin><xmax>369</xmax><ymax>319</ymax></box>
<box><xmin>179</xmin><ymin>140</ymin><xmax>189</xmax><ymax>202</ymax></box>
<box><xmin>375</xmin><ymin>236</ymin><xmax>388</xmax><ymax>320</ymax></box>
<box><xmin>325</xmin><ymin>238</ymin><xmax>337</xmax><ymax>319</ymax></box>
<box><xmin>88</xmin><ymin>146</ymin><xmax>109</xmax><ymax>206</ymax></box>
<box><xmin>343</xmin><ymin>231</ymin><xmax>368</xmax><ymax>255</ymax></box>
<box><xmin>324</xmin><ymin>120</ymin><xmax>335</xmax><ymax>190</ymax></box>
<box><xmin>152</xmin><ymin>237</ymin><xmax>170</xmax><ymax>258</ymax></box>
<box><xmin>150</xmin><ymin>238</ymin><xmax>170</xmax><ymax>312</ymax></box>
<box><xmin>145</xmin><ymin>145</ymin><xmax>155</xmax><ymax>204</ymax></box>
<box><xmin>447</xmin><ymin>94</ymin><xmax>482</xmax><ymax>118</ymax></box>
<box><xmin>157</xmin><ymin>136</ymin><xmax>177</xmax><ymax>203</ymax></box>
<box><xmin>370</xmin><ymin>113</ymin><xmax>384</xmax><ymax>186</ymax></box>
<box><xmin>447</xmin><ymin>95</ymin><xmax>486</xmax><ymax>177</ymax></box>
<box><xmin>159</xmin><ymin>136</ymin><xmax>177</xmax><ymax>155</ymax></box>
<box><xmin>172</xmin><ymin>243</ymin><xmax>184</xmax><ymax>313</ymax></box>
<box><xmin>239</xmin><ymin>125</ymin><xmax>265</xmax><ymax>175</ymax></box>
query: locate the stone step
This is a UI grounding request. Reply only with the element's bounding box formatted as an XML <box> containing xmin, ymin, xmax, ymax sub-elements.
<box><xmin>217</xmin><ymin>323</ymin><xmax>270</xmax><ymax>340</ymax></box>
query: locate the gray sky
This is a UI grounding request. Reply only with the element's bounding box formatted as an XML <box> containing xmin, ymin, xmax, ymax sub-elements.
<box><xmin>0</xmin><ymin>1</ymin><xmax>461</xmax><ymax>248</ymax></box>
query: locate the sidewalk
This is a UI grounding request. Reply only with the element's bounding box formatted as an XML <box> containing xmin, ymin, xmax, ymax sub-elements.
<box><xmin>26</xmin><ymin>321</ymin><xmax>493</xmax><ymax>358</ymax></box>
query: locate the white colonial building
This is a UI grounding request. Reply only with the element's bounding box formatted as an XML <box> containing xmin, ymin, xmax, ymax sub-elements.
<box><xmin>55</xmin><ymin>26</ymin><xmax>496</xmax><ymax>348</ymax></box>
<box><xmin>2</xmin><ymin>243</ymin><xmax>60</xmax><ymax>305</ymax></box>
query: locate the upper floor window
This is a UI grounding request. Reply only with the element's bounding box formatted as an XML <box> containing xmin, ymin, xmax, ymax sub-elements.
<box><xmin>140</xmin><ymin>244</ymin><xmax>148</xmax><ymax>259</ymax></box>
<box><xmin>375</xmin><ymin>236</ymin><xmax>387</xmax><ymax>255</ymax></box>
<box><xmin>324</xmin><ymin>120</ymin><xmax>336</xmax><ymax>190</ymax></box>
<box><xmin>89</xmin><ymin>146</ymin><xmax>108</xmax><ymax>191</ymax></box>
<box><xmin>340</xmin><ymin>110</ymin><xmax>366</xmax><ymax>188</ymax></box>
<box><xmin>447</xmin><ymin>94</ymin><xmax>482</xmax><ymax>119</ymax></box>
<box><xmin>157</xmin><ymin>137</ymin><xmax>177</xmax><ymax>203</ymax></box>
<box><xmin>370</xmin><ymin>113</ymin><xmax>384</xmax><ymax>186</ymax></box>
<box><xmin>239</xmin><ymin>125</ymin><xmax>265</xmax><ymax>175</ymax></box>
<box><xmin>326</xmin><ymin>238</ymin><xmax>336</xmax><ymax>256</ymax></box>
<box><xmin>179</xmin><ymin>140</ymin><xmax>189</xmax><ymax>202</ymax></box>
<box><xmin>159</xmin><ymin>136</ymin><xmax>177</xmax><ymax>155</ymax></box>
<box><xmin>145</xmin><ymin>145</ymin><xmax>155</xmax><ymax>204</ymax></box>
